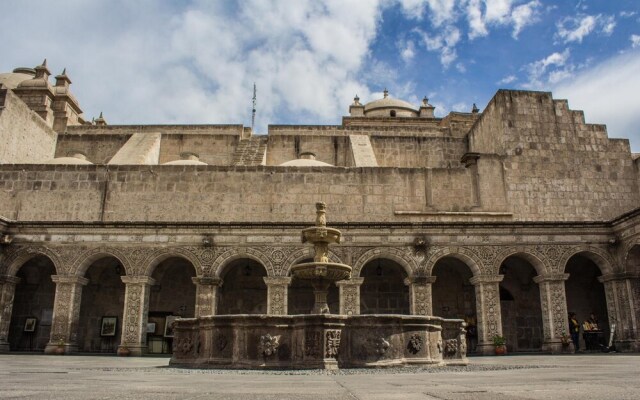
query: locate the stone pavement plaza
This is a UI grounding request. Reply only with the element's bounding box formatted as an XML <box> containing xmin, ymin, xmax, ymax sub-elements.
<box><xmin>0</xmin><ymin>354</ymin><xmax>639</xmax><ymax>399</ymax></box>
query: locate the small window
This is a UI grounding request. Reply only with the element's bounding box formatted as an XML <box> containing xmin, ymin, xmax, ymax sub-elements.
<box><xmin>390</xmin><ymin>110</ymin><xmax>396</xmax><ymax>117</ymax></box>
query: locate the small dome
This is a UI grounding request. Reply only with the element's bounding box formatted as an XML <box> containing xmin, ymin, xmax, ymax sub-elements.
<box><xmin>279</xmin><ymin>152</ymin><xmax>333</xmax><ymax>167</ymax></box>
<box><xmin>48</xmin><ymin>153</ymin><xmax>93</xmax><ymax>165</ymax></box>
<box><xmin>163</xmin><ymin>152</ymin><xmax>207</xmax><ymax>165</ymax></box>
<box><xmin>0</xmin><ymin>68</ymin><xmax>36</xmax><ymax>89</ymax></box>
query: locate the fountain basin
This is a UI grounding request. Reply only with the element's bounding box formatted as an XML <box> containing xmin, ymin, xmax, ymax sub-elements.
<box><xmin>290</xmin><ymin>262</ymin><xmax>352</xmax><ymax>281</ymax></box>
<box><xmin>169</xmin><ymin>314</ymin><xmax>467</xmax><ymax>369</ymax></box>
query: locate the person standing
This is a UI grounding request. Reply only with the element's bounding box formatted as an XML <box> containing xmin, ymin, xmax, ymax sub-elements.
<box><xmin>568</xmin><ymin>312</ymin><xmax>580</xmax><ymax>352</ymax></box>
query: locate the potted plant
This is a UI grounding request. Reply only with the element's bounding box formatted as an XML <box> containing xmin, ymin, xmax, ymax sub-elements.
<box><xmin>493</xmin><ymin>335</ymin><xmax>507</xmax><ymax>355</ymax></box>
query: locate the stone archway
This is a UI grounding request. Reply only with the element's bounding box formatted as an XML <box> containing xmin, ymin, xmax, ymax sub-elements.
<box><xmin>77</xmin><ymin>256</ymin><xmax>126</xmax><ymax>353</ymax></box>
<box><xmin>499</xmin><ymin>255</ymin><xmax>543</xmax><ymax>352</ymax></box>
<box><xmin>564</xmin><ymin>253</ymin><xmax>609</xmax><ymax>351</ymax></box>
<box><xmin>432</xmin><ymin>256</ymin><xmax>477</xmax><ymax>352</ymax></box>
<box><xmin>8</xmin><ymin>256</ymin><xmax>56</xmax><ymax>351</ymax></box>
<box><xmin>147</xmin><ymin>257</ymin><xmax>197</xmax><ymax>354</ymax></box>
<box><xmin>217</xmin><ymin>258</ymin><xmax>268</xmax><ymax>314</ymax></box>
<box><xmin>359</xmin><ymin>258</ymin><xmax>410</xmax><ymax>315</ymax></box>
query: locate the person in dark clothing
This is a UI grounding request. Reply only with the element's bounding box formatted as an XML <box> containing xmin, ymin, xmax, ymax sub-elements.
<box><xmin>568</xmin><ymin>312</ymin><xmax>580</xmax><ymax>352</ymax></box>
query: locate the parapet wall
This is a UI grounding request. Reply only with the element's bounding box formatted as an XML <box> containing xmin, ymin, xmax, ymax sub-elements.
<box><xmin>0</xmin><ymin>88</ymin><xmax>57</xmax><ymax>163</ymax></box>
<box><xmin>0</xmin><ymin>164</ymin><xmax>478</xmax><ymax>223</ymax></box>
<box><xmin>469</xmin><ymin>90</ymin><xmax>640</xmax><ymax>221</ymax></box>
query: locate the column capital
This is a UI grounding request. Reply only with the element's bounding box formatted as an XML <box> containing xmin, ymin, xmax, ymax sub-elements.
<box><xmin>121</xmin><ymin>275</ymin><xmax>155</xmax><ymax>285</ymax></box>
<box><xmin>0</xmin><ymin>275</ymin><xmax>21</xmax><ymax>285</ymax></box>
<box><xmin>533</xmin><ymin>273</ymin><xmax>569</xmax><ymax>283</ymax></box>
<box><xmin>192</xmin><ymin>276</ymin><xmax>223</xmax><ymax>286</ymax></box>
<box><xmin>263</xmin><ymin>276</ymin><xmax>292</xmax><ymax>286</ymax></box>
<box><xmin>336</xmin><ymin>277</ymin><xmax>365</xmax><ymax>286</ymax></box>
<box><xmin>51</xmin><ymin>275</ymin><xmax>89</xmax><ymax>286</ymax></box>
<box><xmin>469</xmin><ymin>275</ymin><xmax>503</xmax><ymax>285</ymax></box>
<box><xmin>598</xmin><ymin>272</ymin><xmax>636</xmax><ymax>283</ymax></box>
<box><xmin>405</xmin><ymin>276</ymin><xmax>437</xmax><ymax>285</ymax></box>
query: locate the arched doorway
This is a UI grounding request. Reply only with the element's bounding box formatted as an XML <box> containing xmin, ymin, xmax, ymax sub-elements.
<box><xmin>565</xmin><ymin>253</ymin><xmax>609</xmax><ymax>351</ymax></box>
<box><xmin>78</xmin><ymin>257</ymin><xmax>125</xmax><ymax>353</ymax></box>
<box><xmin>360</xmin><ymin>258</ymin><xmax>409</xmax><ymax>314</ymax></box>
<box><xmin>288</xmin><ymin>258</ymin><xmax>339</xmax><ymax>314</ymax></box>
<box><xmin>217</xmin><ymin>258</ymin><xmax>267</xmax><ymax>314</ymax></box>
<box><xmin>147</xmin><ymin>257</ymin><xmax>197</xmax><ymax>354</ymax></box>
<box><xmin>8</xmin><ymin>256</ymin><xmax>56</xmax><ymax>351</ymax></box>
<box><xmin>499</xmin><ymin>256</ymin><xmax>543</xmax><ymax>352</ymax></box>
<box><xmin>432</xmin><ymin>257</ymin><xmax>477</xmax><ymax>352</ymax></box>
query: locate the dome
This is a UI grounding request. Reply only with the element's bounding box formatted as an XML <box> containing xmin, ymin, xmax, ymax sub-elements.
<box><xmin>162</xmin><ymin>152</ymin><xmax>207</xmax><ymax>165</ymax></box>
<box><xmin>0</xmin><ymin>68</ymin><xmax>35</xmax><ymax>89</ymax></box>
<box><xmin>364</xmin><ymin>97</ymin><xmax>418</xmax><ymax>113</ymax></box>
<box><xmin>48</xmin><ymin>153</ymin><xmax>93</xmax><ymax>165</ymax></box>
<box><xmin>363</xmin><ymin>90</ymin><xmax>418</xmax><ymax>116</ymax></box>
<box><xmin>163</xmin><ymin>159</ymin><xmax>208</xmax><ymax>165</ymax></box>
<box><xmin>279</xmin><ymin>152</ymin><xmax>333</xmax><ymax>167</ymax></box>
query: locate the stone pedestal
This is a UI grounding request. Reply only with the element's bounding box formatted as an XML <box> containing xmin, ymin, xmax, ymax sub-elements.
<box><xmin>118</xmin><ymin>276</ymin><xmax>155</xmax><ymax>356</ymax></box>
<box><xmin>337</xmin><ymin>278</ymin><xmax>364</xmax><ymax>316</ymax></box>
<box><xmin>534</xmin><ymin>273</ymin><xmax>569</xmax><ymax>353</ymax></box>
<box><xmin>264</xmin><ymin>277</ymin><xmax>292</xmax><ymax>315</ymax></box>
<box><xmin>470</xmin><ymin>275</ymin><xmax>503</xmax><ymax>355</ymax></box>
<box><xmin>44</xmin><ymin>275</ymin><xmax>88</xmax><ymax>355</ymax></box>
<box><xmin>600</xmin><ymin>273</ymin><xmax>639</xmax><ymax>351</ymax></box>
<box><xmin>407</xmin><ymin>276</ymin><xmax>437</xmax><ymax>316</ymax></box>
<box><xmin>0</xmin><ymin>275</ymin><xmax>21</xmax><ymax>353</ymax></box>
<box><xmin>193</xmin><ymin>277</ymin><xmax>222</xmax><ymax>317</ymax></box>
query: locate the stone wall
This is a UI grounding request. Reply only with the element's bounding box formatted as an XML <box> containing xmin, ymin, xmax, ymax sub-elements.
<box><xmin>370</xmin><ymin>136</ymin><xmax>466</xmax><ymax>168</ymax></box>
<box><xmin>56</xmin><ymin>134</ymin><xmax>131</xmax><ymax>164</ymax></box>
<box><xmin>0</xmin><ymin>88</ymin><xmax>57</xmax><ymax>164</ymax></box>
<box><xmin>469</xmin><ymin>90</ymin><xmax>640</xmax><ymax>221</ymax></box>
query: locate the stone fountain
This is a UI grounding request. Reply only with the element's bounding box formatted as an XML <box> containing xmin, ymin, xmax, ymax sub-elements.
<box><xmin>290</xmin><ymin>202</ymin><xmax>351</xmax><ymax>314</ymax></box>
<box><xmin>170</xmin><ymin>203</ymin><xmax>468</xmax><ymax>369</ymax></box>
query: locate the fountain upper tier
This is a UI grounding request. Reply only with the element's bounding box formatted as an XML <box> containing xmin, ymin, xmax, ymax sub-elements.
<box><xmin>290</xmin><ymin>202</ymin><xmax>352</xmax><ymax>313</ymax></box>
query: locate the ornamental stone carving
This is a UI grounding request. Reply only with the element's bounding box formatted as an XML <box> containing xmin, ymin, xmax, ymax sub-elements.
<box><xmin>305</xmin><ymin>331</ymin><xmax>322</xmax><ymax>357</ymax></box>
<box><xmin>325</xmin><ymin>330</ymin><xmax>341</xmax><ymax>358</ymax></box>
<box><xmin>352</xmin><ymin>247</ymin><xmax>417</xmax><ymax>278</ymax></box>
<box><xmin>258</xmin><ymin>334</ymin><xmax>280</xmax><ymax>357</ymax></box>
<box><xmin>408</xmin><ymin>333</ymin><xmax>423</xmax><ymax>354</ymax></box>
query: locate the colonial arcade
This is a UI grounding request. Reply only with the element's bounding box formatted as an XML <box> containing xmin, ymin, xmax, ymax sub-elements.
<box><xmin>1</xmin><ymin>61</ymin><xmax>640</xmax><ymax>356</ymax></box>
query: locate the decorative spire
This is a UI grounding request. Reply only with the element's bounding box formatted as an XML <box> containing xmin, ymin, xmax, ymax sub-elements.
<box><xmin>383</xmin><ymin>88</ymin><xmax>388</xmax><ymax>98</ymax></box>
<box><xmin>34</xmin><ymin>58</ymin><xmax>51</xmax><ymax>79</ymax></box>
<box><xmin>422</xmin><ymin>96</ymin><xmax>429</xmax><ymax>106</ymax></box>
<box><xmin>61</xmin><ymin>68</ymin><xmax>66</xmax><ymax>75</ymax></box>
<box><xmin>41</xmin><ymin>58</ymin><xmax>47</xmax><ymax>67</ymax></box>
<box><xmin>472</xmin><ymin>103</ymin><xmax>479</xmax><ymax>113</ymax></box>
<box><xmin>94</xmin><ymin>111</ymin><xmax>107</xmax><ymax>126</ymax></box>
<box><xmin>55</xmin><ymin>68</ymin><xmax>71</xmax><ymax>86</ymax></box>
<box><xmin>353</xmin><ymin>94</ymin><xmax>360</xmax><ymax>105</ymax></box>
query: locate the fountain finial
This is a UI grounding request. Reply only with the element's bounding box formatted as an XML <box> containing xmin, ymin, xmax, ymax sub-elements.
<box><xmin>315</xmin><ymin>201</ymin><xmax>326</xmax><ymax>227</ymax></box>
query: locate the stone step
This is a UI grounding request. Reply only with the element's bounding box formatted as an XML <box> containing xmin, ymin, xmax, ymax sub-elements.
<box><xmin>231</xmin><ymin>136</ymin><xmax>267</xmax><ymax>166</ymax></box>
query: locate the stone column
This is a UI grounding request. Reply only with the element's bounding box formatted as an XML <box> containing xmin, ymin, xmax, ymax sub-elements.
<box><xmin>192</xmin><ymin>277</ymin><xmax>222</xmax><ymax>317</ymax></box>
<box><xmin>534</xmin><ymin>273</ymin><xmax>569</xmax><ymax>353</ymax></box>
<box><xmin>0</xmin><ymin>275</ymin><xmax>21</xmax><ymax>353</ymax></box>
<box><xmin>406</xmin><ymin>276</ymin><xmax>437</xmax><ymax>316</ymax></box>
<box><xmin>336</xmin><ymin>277</ymin><xmax>364</xmax><ymax>315</ymax></box>
<box><xmin>599</xmin><ymin>273</ymin><xmax>639</xmax><ymax>352</ymax></box>
<box><xmin>44</xmin><ymin>275</ymin><xmax>89</xmax><ymax>354</ymax></box>
<box><xmin>119</xmin><ymin>276</ymin><xmax>155</xmax><ymax>356</ymax></box>
<box><xmin>264</xmin><ymin>277</ymin><xmax>292</xmax><ymax>315</ymax></box>
<box><xmin>470</xmin><ymin>275</ymin><xmax>503</xmax><ymax>355</ymax></box>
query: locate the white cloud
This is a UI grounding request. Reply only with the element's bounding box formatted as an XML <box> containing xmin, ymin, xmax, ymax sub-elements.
<box><xmin>416</xmin><ymin>25</ymin><xmax>460</xmax><ymax>67</ymax></box>
<box><xmin>0</xmin><ymin>0</ymin><xmax>385</xmax><ymax>132</ymax></box>
<box><xmin>524</xmin><ymin>49</ymin><xmax>572</xmax><ymax>88</ymax></box>
<box><xmin>400</xmin><ymin>40</ymin><xmax>416</xmax><ymax>62</ymax></box>
<box><xmin>556</xmin><ymin>14</ymin><xmax>617</xmax><ymax>43</ymax></box>
<box><xmin>631</xmin><ymin>35</ymin><xmax>640</xmax><ymax>48</ymax></box>
<box><xmin>619</xmin><ymin>11</ymin><xmax>636</xmax><ymax>18</ymax></box>
<box><xmin>466</xmin><ymin>0</ymin><xmax>541</xmax><ymax>39</ymax></box>
<box><xmin>498</xmin><ymin>75</ymin><xmax>517</xmax><ymax>85</ymax></box>
<box><xmin>554</xmin><ymin>51</ymin><xmax>640</xmax><ymax>151</ymax></box>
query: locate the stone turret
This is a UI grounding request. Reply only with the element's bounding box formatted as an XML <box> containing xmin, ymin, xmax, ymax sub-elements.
<box><xmin>348</xmin><ymin>95</ymin><xmax>364</xmax><ymax>117</ymax></box>
<box><xmin>52</xmin><ymin>68</ymin><xmax>84</xmax><ymax>132</ymax></box>
<box><xmin>13</xmin><ymin>59</ymin><xmax>56</xmax><ymax>125</ymax></box>
<box><xmin>419</xmin><ymin>96</ymin><xmax>435</xmax><ymax>118</ymax></box>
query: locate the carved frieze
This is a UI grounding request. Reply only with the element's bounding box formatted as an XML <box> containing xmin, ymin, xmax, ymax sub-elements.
<box><xmin>258</xmin><ymin>334</ymin><xmax>280</xmax><ymax>357</ymax></box>
<box><xmin>325</xmin><ymin>330</ymin><xmax>341</xmax><ymax>358</ymax></box>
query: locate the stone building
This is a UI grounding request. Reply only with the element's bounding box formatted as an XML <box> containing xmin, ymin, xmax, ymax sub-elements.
<box><xmin>0</xmin><ymin>60</ymin><xmax>639</xmax><ymax>356</ymax></box>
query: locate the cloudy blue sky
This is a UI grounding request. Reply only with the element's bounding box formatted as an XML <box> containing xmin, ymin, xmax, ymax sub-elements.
<box><xmin>1</xmin><ymin>0</ymin><xmax>639</xmax><ymax>150</ymax></box>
